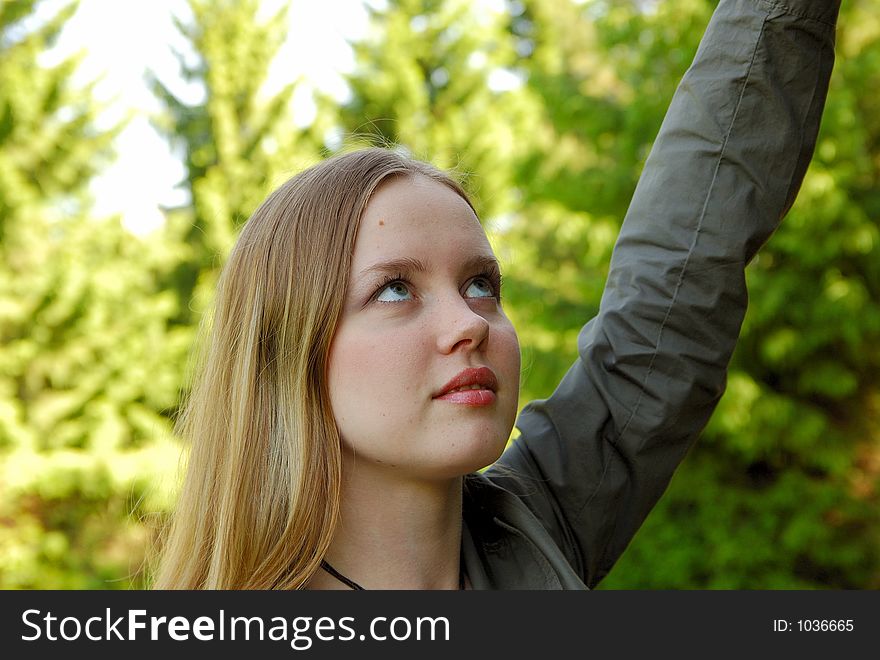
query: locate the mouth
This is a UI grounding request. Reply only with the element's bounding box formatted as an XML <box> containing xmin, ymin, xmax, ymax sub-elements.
<box><xmin>433</xmin><ymin>367</ymin><xmax>498</xmax><ymax>406</ymax></box>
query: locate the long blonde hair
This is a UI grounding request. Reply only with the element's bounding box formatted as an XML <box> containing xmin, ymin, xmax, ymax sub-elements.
<box><xmin>154</xmin><ymin>148</ymin><xmax>474</xmax><ymax>589</ymax></box>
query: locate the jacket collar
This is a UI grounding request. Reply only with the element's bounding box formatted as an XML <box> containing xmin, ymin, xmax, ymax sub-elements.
<box><xmin>462</xmin><ymin>473</ymin><xmax>587</xmax><ymax>590</ymax></box>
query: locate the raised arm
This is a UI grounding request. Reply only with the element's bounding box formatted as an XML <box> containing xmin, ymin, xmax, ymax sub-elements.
<box><xmin>487</xmin><ymin>0</ymin><xmax>840</xmax><ymax>587</ymax></box>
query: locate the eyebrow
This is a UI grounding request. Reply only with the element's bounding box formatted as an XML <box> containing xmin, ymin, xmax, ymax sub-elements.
<box><xmin>358</xmin><ymin>254</ymin><xmax>501</xmax><ymax>279</ymax></box>
<box><xmin>359</xmin><ymin>257</ymin><xmax>429</xmax><ymax>278</ymax></box>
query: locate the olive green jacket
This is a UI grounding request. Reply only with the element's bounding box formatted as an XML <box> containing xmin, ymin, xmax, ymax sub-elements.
<box><xmin>462</xmin><ymin>0</ymin><xmax>841</xmax><ymax>590</ymax></box>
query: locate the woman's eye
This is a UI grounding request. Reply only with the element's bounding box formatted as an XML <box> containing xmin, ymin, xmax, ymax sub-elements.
<box><xmin>464</xmin><ymin>277</ymin><xmax>495</xmax><ymax>299</ymax></box>
<box><xmin>376</xmin><ymin>281</ymin><xmax>413</xmax><ymax>303</ymax></box>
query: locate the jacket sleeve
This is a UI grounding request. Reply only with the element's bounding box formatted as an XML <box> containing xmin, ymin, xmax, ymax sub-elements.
<box><xmin>486</xmin><ymin>0</ymin><xmax>840</xmax><ymax>588</ymax></box>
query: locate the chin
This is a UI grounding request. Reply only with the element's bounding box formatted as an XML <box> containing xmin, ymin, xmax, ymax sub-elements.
<box><xmin>433</xmin><ymin>427</ymin><xmax>510</xmax><ymax>478</ymax></box>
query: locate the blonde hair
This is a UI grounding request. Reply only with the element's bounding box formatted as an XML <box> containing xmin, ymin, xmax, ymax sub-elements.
<box><xmin>154</xmin><ymin>148</ymin><xmax>474</xmax><ymax>589</ymax></box>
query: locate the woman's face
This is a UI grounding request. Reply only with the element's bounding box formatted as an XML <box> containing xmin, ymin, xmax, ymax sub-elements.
<box><xmin>327</xmin><ymin>174</ymin><xmax>521</xmax><ymax>479</ymax></box>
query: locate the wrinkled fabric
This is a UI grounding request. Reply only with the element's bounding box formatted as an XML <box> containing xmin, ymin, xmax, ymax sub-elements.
<box><xmin>462</xmin><ymin>0</ymin><xmax>841</xmax><ymax>590</ymax></box>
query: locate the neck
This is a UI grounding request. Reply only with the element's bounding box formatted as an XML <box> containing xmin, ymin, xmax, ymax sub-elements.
<box><xmin>308</xmin><ymin>456</ymin><xmax>464</xmax><ymax>590</ymax></box>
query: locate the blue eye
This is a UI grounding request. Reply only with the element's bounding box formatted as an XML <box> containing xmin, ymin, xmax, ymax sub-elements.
<box><xmin>376</xmin><ymin>281</ymin><xmax>413</xmax><ymax>302</ymax></box>
<box><xmin>464</xmin><ymin>277</ymin><xmax>495</xmax><ymax>299</ymax></box>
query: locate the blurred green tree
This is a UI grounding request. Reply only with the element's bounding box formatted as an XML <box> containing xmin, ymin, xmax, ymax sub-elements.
<box><xmin>335</xmin><ymin>0</ymin><xmax>540</xmax><ymax>222</ymax></box>
<box><xmin>0</xmin><ymin>0</ymin><xmax>187</xmax><ymax>588</ymax></box>
<box><xmin>150</xmin><ymin>0</ymin><xmax>320</xmax><ymax>329</ymax></box>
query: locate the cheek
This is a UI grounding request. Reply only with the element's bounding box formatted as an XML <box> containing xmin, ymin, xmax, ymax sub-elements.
<box><xmin>493</xmin><ymin>321</ymin><xmax>522</xmax><ymax>430</ymax></box>
<box><xmin>327</xmin><ymin>321</ymin><xmax>430</xmax><ymax>419</ymax></box>
<box><xmin>494</xmin><ymin>321</ymin><xmax>521</xmax><ymax>384</ymax></box>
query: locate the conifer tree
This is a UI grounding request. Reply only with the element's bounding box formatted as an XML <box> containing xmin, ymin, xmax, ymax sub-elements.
<box><xmin>150</xmin><ymin>0</ymin><xmax>316</xmax><ymax>326</ymax></box>
<box><xmin>337</xmin><ymin>0</ymin><xmax>539</xmax><ymax>221</ymax></box>
<box><xmin>0</xmin><ymin>0</ymin><xmax>186</xmax><ymax>588</ymax></box>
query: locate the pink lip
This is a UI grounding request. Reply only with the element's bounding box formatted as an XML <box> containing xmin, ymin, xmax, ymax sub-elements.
<box><xmin>433</xmin><ymin>367</ymin><xmax>498</xmax><ymax>407</ymax></box>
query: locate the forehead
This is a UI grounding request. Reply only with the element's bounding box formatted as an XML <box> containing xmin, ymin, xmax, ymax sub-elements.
<box><xmin>352</xmin><ymin>174</ymin><xmax>494</xmax><ymax>268</ymax></box>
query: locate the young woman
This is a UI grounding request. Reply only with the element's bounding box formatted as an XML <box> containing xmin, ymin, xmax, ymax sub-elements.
<box><xmin>154</xmin><ymin>0</ymin><xmax>841</xmax><ymax>589</ymax></box>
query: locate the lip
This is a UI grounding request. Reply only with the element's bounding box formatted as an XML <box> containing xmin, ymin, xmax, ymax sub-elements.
<box><xmin>433</xmin><ymin>367</ymin><xmax>498</xmax><ymax>406</ymax></box>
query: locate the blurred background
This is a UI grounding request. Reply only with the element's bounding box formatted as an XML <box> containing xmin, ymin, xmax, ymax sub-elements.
<box><xmin>1</xmin><ymin>0</ymin><xmax>878</xmax><ymax>589</ymax></box>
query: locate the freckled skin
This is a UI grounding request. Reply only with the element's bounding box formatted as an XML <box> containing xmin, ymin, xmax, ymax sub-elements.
<box><xmin>327</xmin><ymin>175</ymin><xmax>521</xmax><ymax>481</ymax></box>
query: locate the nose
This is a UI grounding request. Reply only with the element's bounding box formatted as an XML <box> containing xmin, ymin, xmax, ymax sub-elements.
<box><xmin>435</xmin><ymin>297</ymin><xmax>490</xmax><ymax>355</ymax></box>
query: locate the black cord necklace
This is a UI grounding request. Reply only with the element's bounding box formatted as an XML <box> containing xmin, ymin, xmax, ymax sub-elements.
<box><xmin>320</xmin><ymin>560</ymin><xmax>466</xmax><ymax>590</ymax></box>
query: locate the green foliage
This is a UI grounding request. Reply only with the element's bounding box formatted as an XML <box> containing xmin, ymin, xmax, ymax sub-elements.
<box><xmin>0</xmin><ymin>0</ymin><xmax>186</xmax><ymax>588</ymax></box>
<box><xmin>600</xmin><ymin>451</ymin><xmax>878</xmax><ymax>588</ymax></box>
<box><xmin>335</xmin><ymin>0</ymin><xmax>540</xmax><ymax>221</ymax></box>
<box><xmin>0</xmin><ymin>0</ymin><xmax>112</xmax><ymax>239</ymax></box>
<box><xmin>150</xmin><ymin>0</ymin><xmax>318</xmax><ymax>325</ymax></box>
